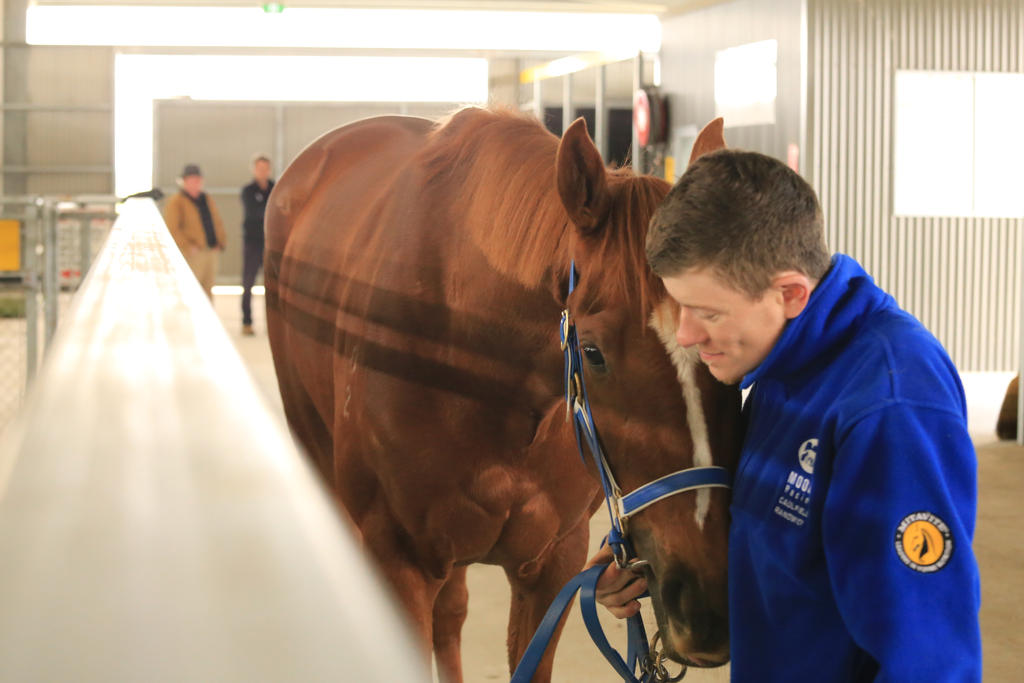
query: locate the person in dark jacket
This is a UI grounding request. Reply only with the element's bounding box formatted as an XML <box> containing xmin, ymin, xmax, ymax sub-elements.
<box><xmin>240</xmin><ymin>154</ymin><xmax>274</xmax><ymax>336</ymax></box>
<box><xmin>590</xmin><ymin>150</ymin><xmax>981</xmax><ymax>681</ymax></box>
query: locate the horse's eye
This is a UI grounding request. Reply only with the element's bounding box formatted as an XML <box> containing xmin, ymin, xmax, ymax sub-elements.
<box><xmin>582</xmin><ymin>344</ymin><xmax>606</xmax><ymax>370</ymax></box>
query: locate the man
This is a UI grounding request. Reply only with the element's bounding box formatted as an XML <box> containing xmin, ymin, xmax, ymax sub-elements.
<box><xmin>593</xmin><ymin>149</ymin><xmax>981</xmax><ymax>680</ymax></box>
<box><xmin>240</xmin><ymin>154</ymin><xmax>274</xmax><ymax>336</ymax></box>
<box><xmin>163</xmin><ymin>164</ymin><xmax>226</xmax><ymax>299</ymax></box>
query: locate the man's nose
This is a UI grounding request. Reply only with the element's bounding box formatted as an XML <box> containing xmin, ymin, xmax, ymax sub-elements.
<box><xmin>676</xmin><ymin>310</ymin><xmax>709</xmax><ymax>347</ymax></box>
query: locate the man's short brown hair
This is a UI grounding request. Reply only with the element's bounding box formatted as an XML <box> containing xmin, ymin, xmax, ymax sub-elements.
<box><xmin>645</xmin><ymin>149</ymin><xmax>830</xmax><ymax>297</ymax></box>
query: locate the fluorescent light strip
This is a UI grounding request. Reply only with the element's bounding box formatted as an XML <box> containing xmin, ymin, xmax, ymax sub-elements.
<box><xmin>28</xmin><ymin>6</ymin><xmax>661</xmax><ymax>53</ymax></box>
<box><xmin>520</xmin><ymin>50</ymin><xmax>641</xmax><ymax>83</ymax></box>
<box><xmin>144</xmin><ymin>55</ymin><xmax>489</xmax><ymax>103</ymax></box>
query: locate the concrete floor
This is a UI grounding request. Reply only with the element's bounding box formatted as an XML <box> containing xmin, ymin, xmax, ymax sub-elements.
<box><xmin>216</xmin><ymin>292</ymin><xmax>1022</xmax><ymax>682</ymax></box>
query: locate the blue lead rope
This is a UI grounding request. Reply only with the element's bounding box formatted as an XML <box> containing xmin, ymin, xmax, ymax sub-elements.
<box><xmin>510</xmin><ymin>563</ymin><xmax>654</xmax><ymax>683</ymax></box>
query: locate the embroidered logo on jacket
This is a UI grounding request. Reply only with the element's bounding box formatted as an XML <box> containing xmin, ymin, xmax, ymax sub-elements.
<box><xmin>773</xmin><ymin>438</ymin><xmax>821</xmax><ymax>527</ymax></box>
<box><xmin>772</xmin><ymin>439</ymin><xmax>819</xmax><ymax>527</ymax></box>
<box><xmin>894</xmin><ymin>512</ymin><xmax>953</xmax><ymax>572</ymax></box>
<box><xmin>798</xmin><ymin>438</ymin><xmax>818</xmax><ymax>474</ymax></box>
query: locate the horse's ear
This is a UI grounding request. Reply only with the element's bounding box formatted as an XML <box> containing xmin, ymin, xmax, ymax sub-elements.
<box><xmin>688</xmin><ymin>117</ymin><xmax>727</xmax><ymax>166</ymax></box>
<box><xmin>556</xmin><ymin>117</ymin><xmax>610</xmax><ymax>235</ymax></box>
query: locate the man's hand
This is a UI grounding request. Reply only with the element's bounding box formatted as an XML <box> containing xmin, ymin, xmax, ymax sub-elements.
<box><xmin>584</xmin><ymin>545</ymin><xmax>648</xmax><ymax>619</ymax></box>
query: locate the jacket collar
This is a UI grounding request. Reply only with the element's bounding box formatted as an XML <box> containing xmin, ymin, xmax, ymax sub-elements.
<box><xmin>740</xmin><ymin>254</ymin><xmax>893</xmax><ymax>389</ymax></box>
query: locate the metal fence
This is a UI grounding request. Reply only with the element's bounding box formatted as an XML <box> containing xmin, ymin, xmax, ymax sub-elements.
<box><xmin>0</xmin><ymin>196</ymin><xmax>116</xmax><ymax>434</ymax></box>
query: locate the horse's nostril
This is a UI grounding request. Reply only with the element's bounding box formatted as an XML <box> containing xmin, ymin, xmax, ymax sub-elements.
<box><xmin>659</xmin><ymin>566</ymin><xmax>729</xmax><ymax>653</ymax></box>
<box><xmin>693</xmin><ymin>606</ymin><xmax>729</xmax><ymax>653</ymax></box>
<box><xmin>660</xmin><ymin>570</ymin><xmax>692</xmax><ymax>631</ymax></box>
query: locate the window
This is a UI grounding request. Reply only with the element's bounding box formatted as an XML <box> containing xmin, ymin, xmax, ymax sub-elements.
<box><xmin>714</xmin><ymin>40</ymin><xmax>778</xmax><ymax>127</ymax></box>
<box><xmin>894</xmin><ymin>70</ymin><xmax>1024</xmax><ymax>218</ymax></box>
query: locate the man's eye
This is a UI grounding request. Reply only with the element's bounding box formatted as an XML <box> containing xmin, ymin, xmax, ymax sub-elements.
<box><xmin>699</xmin><ymin>312</ymin><xmax>719</xmax><ymax>322</ymax></box>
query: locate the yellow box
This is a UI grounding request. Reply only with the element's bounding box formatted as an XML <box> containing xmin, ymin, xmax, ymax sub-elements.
<box><xmin>664</xmin><ymin>156</ymin><xmax>676</xmax><ymax>183</ymax></box>
<box><xmin>0</xmin><ymin>219</ymin><xmax>21</xmax><ymax>271</ymax></box>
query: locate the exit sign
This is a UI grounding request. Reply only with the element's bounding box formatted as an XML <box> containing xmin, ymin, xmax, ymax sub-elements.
<box><xmin>262</xmin><ymin>2</ymin><xmax>285</xmax><ymax>13</ymax></box>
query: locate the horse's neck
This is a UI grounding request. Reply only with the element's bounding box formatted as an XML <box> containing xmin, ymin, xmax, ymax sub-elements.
<box><xmin>445</xmin><ymin>155</ymin><xmax>571</xmax><ymax>300</ymax></box>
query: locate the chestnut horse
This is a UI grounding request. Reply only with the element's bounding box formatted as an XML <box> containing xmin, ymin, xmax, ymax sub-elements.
<box><xmin>265</xmin><ymin>108</ymin><xmax>741</xmax><ymax>681</ymax></box>
<box><xmin>997</xmin><ymin>375</ymin><xmax>1018</xmax><ymax>440</ymax></box>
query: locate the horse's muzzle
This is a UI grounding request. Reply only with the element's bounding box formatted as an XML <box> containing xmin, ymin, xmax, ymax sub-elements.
<box><xmin>657</xmin><ymin>565</ymin><xmax>730</xmax><ymax>664</ymax></box>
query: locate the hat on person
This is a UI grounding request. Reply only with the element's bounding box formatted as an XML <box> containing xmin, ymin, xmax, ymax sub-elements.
<box><xmin>180</xmin><ymin>163</ymin><xmax>202</xmax><ymax>178</ymax></box>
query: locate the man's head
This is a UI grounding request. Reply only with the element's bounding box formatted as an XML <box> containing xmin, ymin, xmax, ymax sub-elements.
<box><xmin>180</xmin><ymin>164</ymin><xmax>203</xmax><ymax>198</ymax></box>
<box><xmin>251</xmin><ymin>154</ymin><xmax>272</xmax><ymax>185</ymax></box>
<box><xmin>646</xmin><ymin>149</ymin><xmax>830</xmax><ymax>384</ymax></box>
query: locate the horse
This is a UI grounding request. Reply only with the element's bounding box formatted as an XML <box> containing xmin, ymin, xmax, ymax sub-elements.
<box><xmin>264</xmin><ymin>107</ymin><xmax>742</xmax><ymax>681</ymax></box>
<box><xmin>997</xmin><ymin>375</ymin><xmax>1018</xmax><ymax>440</ymax></box>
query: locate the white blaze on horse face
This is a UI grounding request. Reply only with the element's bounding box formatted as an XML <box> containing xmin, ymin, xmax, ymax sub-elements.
<box><xmin>649</xmin><ymin>300</ymin><xmax>714</xmax><ymax>530</ymax></box>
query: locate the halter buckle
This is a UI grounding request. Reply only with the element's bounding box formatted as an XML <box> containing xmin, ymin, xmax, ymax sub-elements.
<box><xmin>559</xmin><ymin>309</ymin><xmax>570</xmax><ymax>351</ymax></box>
<box><xmin>611</xmin><ymin>542</ymin><xmax>631</xmax><ymax>569</ymax></box>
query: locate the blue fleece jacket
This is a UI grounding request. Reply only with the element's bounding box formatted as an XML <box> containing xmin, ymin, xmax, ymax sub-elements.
<box><xmin>729</xmin><ymin>254</ymin><xmax>981</xmax><ymax>682</ymax></box>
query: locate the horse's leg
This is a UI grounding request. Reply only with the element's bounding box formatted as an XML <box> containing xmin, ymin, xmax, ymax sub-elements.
<box><xmin>997</xmin><ymin>375</ymin><xmax>1019</xmax><ymax>440</ymax></box>
<box><xmin>357</xmin><ymin>490</ymin><xmax>449</xmax><ymax>669</ymax></box>
<box><xmin>265</xmin><ymin>331</ymin><xmax>335</xmax><ymax>484</ymax></box>
<box><xmin>432</xmin><ymin>565</ymin><xmax>469</xmax><ymax>683</ymax></box>
<box><xmin>504</xmin><ymin>514</ymin><xmax>591</xmax><ymax>682</ymax></box>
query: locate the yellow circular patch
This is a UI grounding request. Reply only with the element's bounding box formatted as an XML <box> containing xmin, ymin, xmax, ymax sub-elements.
<box><xmin>900</xmin><ymin>521</ymin><xmax>944</xmax><ymax>565</ymax></box>
<box><xmin>894</xmin><ymin>512</ymin><xmax>953</xmax><ymax>573</ymax></box>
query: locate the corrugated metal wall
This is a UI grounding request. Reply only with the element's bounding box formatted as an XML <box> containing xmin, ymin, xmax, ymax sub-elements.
<box><xmin>2</xmin><ymin>44</ymin><xmax>115</xmax><ymax>196</ymax></box>
<box><xmin>660</xmin><ymin>0</ymin><xmax>805</xmax><ymax>161</ymax></box>
<box><xmin>153</xmin><ymin>99</ymin><xmax>460</xmax><ymax>282</ymax></box>
<box><xmin>807</xmin><ymin>0</ymin><xmax>1024</xmax><ymax>371</ymax></box>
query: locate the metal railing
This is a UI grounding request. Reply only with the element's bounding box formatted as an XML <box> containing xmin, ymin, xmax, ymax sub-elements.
<box><xmin>0</xmin><ymin>195</ymin><xmax>118</xmax><ymax>432</ymax></box>
<box><xmin>0</xmin><ymin>199</ymin><xmax>431</xmax><ymax>681</ymax></box>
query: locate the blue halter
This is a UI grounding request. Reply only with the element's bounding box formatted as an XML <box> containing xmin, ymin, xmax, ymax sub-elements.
<box><xmin>560</xmin><ymin>262</ymin><xmax>731</xmax><ymax>568</ymax></box>
<box><xmin>511</xmin><ymin>262</ymin><xmax>731</xmax><ymax>683</ymax></box>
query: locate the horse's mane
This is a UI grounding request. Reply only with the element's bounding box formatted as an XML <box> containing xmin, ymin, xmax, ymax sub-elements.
<box><xmin>576</xmin><ymin>166</ymin><xmax>670</xmax><ymax>318</ymax></box>
<box><xmin>420</xmin><ymin>107</ymin><xmax>669</xmax><ymax>316</ymax></box>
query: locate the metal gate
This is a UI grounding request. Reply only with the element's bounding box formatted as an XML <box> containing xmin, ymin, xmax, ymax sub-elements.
<box><xmin>0</xmin><ymin>196</ymin><xmax>116</xmax><ymax>432</ymax></box>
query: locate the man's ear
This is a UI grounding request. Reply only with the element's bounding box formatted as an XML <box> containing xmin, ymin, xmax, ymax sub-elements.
<box><xmin>773</xmin><ymin>271</ymin><xmax>814</xmax><ymax>319</ymax></box>
<box><xmin>556</xmin><ymin>117</ymin><xmax>610</xmax><ymax>235</ymax></box>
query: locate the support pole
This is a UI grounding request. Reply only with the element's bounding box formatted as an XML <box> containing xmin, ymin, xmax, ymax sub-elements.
<box><xmin>42</xmin><ymin>199</ymin><xmax>58</xmax><ymax>348</ymax></box>
<box><xmin>23</xmin><ymin>199</ymin><xmax>40</xmax><ymax>386</ymax></box>
<box><xmin>274</xmin><ymin>103</ymin><xmax>286</xmax><ymax>179</ymax></box>
<box><xmin>79</xmin><ymin>216</ymin><xmax>91</xmax><ymax>280</ymax></box>
<box><xmin>3</xmin><ymin>0</ymin><xmax>31</xmax><ymax>197</ymax></box>
<box><xmin>532</xmin><ymin>78</ymin><xmax>542</xmax><ymax>123</ymax></box>
<box><xmin>632</xmin><ymin>52</ymin><xmax>644</xmax><ymax>172</ymax></box>
<box><xmin>562</xmin><ymin>73</ymin><xmax>573</xmax><ymax>134</ymax></box>
<box><xmin>595</xmin><ymin>64</ymin><xmax>608</xmax><ymax>162</ymax></box>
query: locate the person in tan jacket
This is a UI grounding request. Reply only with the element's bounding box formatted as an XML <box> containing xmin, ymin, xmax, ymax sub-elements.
<box><xmin>163</xmin><ymin>163</ymin><xmax>226</xmax><ymax>299</ymax></box>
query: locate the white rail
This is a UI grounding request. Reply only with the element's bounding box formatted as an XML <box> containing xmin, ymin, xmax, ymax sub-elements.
<box><xmin>0</xmin><ymin>199</ymin><xmax>431</xmax><ymax>681</ymax></box>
